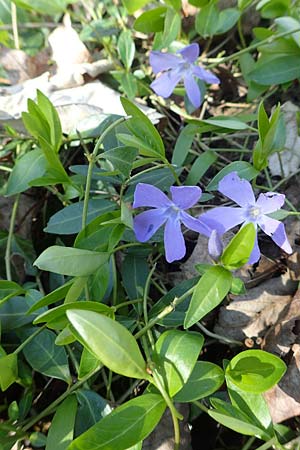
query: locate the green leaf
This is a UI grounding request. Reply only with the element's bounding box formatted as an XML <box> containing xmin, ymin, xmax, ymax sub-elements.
<box><xmin>122</xmin><ymin>0</ymin><xmax>149</xmax><ymax>14</ymax></box>
<box><xmin>67</xmin><ymin>310</ymin><xmax>149</xmax><ymax>379</ymax></box>
<box><xmin>27</xmin><ymin>280</ymin><xmax>74</xmax><ymax>313</ymax></box>
<box><xmin>160</xmin><ymin>7</ymin><xmax>181</xmax><ymax>48</ymax></box>
<box><xmin>186</xmin><ymin>151</ymin><xmax>217</xmax><ymax>185</ymax></box>
<box><xmin>44</xmin><ymin>200</ymin><xmax>116</xmax><ymax>235</ymax></box>
<box><xmin>154</xmin><ymin>330</ymin><xmax>204</xmax><ymax>397</ymax></box>
<box><xmin>208</xmin><ymin>398</ymin><xmax>269</xmax><ymax>438</ymax></box>
<box><xmin>34</xmin><ymin>246</ymin><xmax>109</xmax><ymax>277</ymax></box>
<box><xmin>6</xmin><ymin>149</ymin><xmax>47</xmax><ymax>196</ymax></box>
<box><xmin>119</xmin><ymin>73</ymin><xmax>138</xmax><ymax>100</ymax></box>
<box><xmin>78</xmin><ymin>348</ymin><xmax>102</xmax><ymax>380</ymax></box>
<box><xmin>174</xmin><ymin>361</ymin><xmax>224</xmax><ymax>402</ymax></box>
<box><xmin>172</xmin><ymin>124</ymin><xmax>199</xmax><ymax>167</ymax></box>
<box><xmin>275</xmin><ymin>16</ymin><xmax>300</xmax><ymax>47</ymax></box>
<box><xmin>34</xmin><ymin>301</ymin><xmax>113</xmax><ymax>329</ymax></box>
<box><xmin>14</xmin><ymin>0</ymin><xmax>68</xmax><ymax>15</ymax></box>
<box><xmin>117</xmin><ymin>30</ymin><xmax>135</xmax><ymax>70</ymax></box>
<box><xmin>0</xmin><ymin>280</ymin><xmax>25</xmax><ymax>306</ymax></box>
<box><xmin>133</xmin><ymin>7</ymin><xmax>167</xmax><ymax>33</ymax></box>
<box><xmin>202</xmin><ymin>116</ymin><xmax>250</xmax><ymax>130</ymax></box>
<box><xmin>68</xmin><ymin>394</ymin><xmax>166</xmax><ymax>450</ymax></box>
<box><xmin>195</xmin><ymin>1</ymin><xmax>219</xmax><ymax>37</ymax></box>
<box><xmin>120</xmin><ymin>97</ymin><xmax>165</xmax><ymax>158</ymax></box>
<box><xmin>75</xmin><ymin>390</ymin><xmax>112</xmax><ymax>437</ymax></box>
<box><xmin>221</xmin><ymin>224</ymin><xmax>256</xmax><ymax>270</ymax></box>
<box><xmin>206</xmin><ymin>161</ymin><xmax>259</xmax><ymax>191</ymax></box>
<box><xmin>101</xmin><ymin>146</ymin><xmax>138</xmax><ymax>179</ymax></box>
<box><xmin>46</xmin><ymin>396</ymin><xmax>77</xmax><ymax>450</ymax></box>
<box><xmin>22</xmin><ymin>329</ymin><xmax>71</xmax><ymax>383</ymax></box>
<box><xmin>226</xmin><ymin>349</ymin><xmax>286</xmax><ymax>393</ymax></box>
<box><xmin>36</xmin><ymin>90</ymin><xmax>62</xmax><ymax>153</ymax></box>
<box><xmin>216</xmin><ymin>8</ymin><xmax>240</xmax><ymax>34</ymax></box>
<box><xmin>121</xmin><ymin>253</ymin><xmax>149</xmax><ymax>299</ymax></box>
<box><xmin>248</xmin><ymin>56</ymin><xmax>300</xmax><ymax>85</ymax></box>
<box><xmin>184</xmin><ymin>266</ymin><xmax>232</xmax><ymax>328</ymax></box>
<box><xmin>0</xmin><ymin>354</ymin><xmax>18</xmax><ymax>391</ymax></box>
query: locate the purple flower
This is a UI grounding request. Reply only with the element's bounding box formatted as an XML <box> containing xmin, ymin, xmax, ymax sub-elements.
<box><xmin>133</xmin><ymin>183</ymin><xmax>211</xmax><ymax>263</ymax></box>
<box><xmin>200</xmin><ymin>172</ymin><xmax>292</xmax><ymax>264</ymax></box>
<box><xmin>149</xmin><ymin>43</ymin><xmax>220</xmax><ymax>108</ymax></box>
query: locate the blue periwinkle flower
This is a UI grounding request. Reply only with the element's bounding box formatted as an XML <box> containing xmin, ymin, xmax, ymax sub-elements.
<box><xmin>133</xmin><ymin>183</ymin><xmax>211</xmax><ymax>263</ymax></box>
<box><xmin>150</xmin><ymin>43</ymin><xmax>220</xmax><ymax>108</ymax></box>
<box><xmin>200</xmin><ymin>172</ymin><xmax>292</xmax><ymax>264</ymax></box>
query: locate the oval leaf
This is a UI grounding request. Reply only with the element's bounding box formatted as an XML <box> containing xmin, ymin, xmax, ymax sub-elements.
<box><xmin>68</xmin><ymin>393</ymin><xmax>166</xmax><ymax>450</ymax></box>
<box><xmin>184</xmin><ymin>266</ymin><xmax>232</xmax><ymax>328</ymax></box>
<box><xmin>221</xmin><ymin>223</ymin><xmax>256</xmax><ymax>270</ymax></box>
<box><xmin>248</xmin><ymin>56</ymin><xmax>300</xmax><ymax>85</ymax></box>
<box><xmin>66</xmin><ymin>310</ymin><xmax>148</xmax><ymax>379</ymax></box>
<box><xmin>206</xmin><ymin>161</ymin><xmax>259</xmax><ymax>191</ymax></box>
<box><xmin>46</xmin><ymin>396</ymin><xmax>77</xmax><ymax>450</ymax></box>
<box><xmin>226</xmin><ymin>349</ymin><xmax>286</xmax><ymax>393</ymax></box>
<box><xmin>34</xmin><ymin>246</ymin><xmax>108</xmax><ymax>277</ymax></box>
<box><xmin>174</xmin><ymin>361</ymin><xmax>224</xmax><ymax>402</ymax></box>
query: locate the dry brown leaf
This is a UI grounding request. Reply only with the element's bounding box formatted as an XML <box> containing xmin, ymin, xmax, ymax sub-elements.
<box><xmin>0</xmin><ymin>48</ymin><xmax>48</xmax><ymax>85</ymax></box>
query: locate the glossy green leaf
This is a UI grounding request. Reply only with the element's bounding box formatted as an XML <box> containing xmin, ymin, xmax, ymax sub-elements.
<box><xmin>75</xmin><ymin>390</ymin><xmax>112</xmax><ymax>437</ymax></box>
<box><xmin>117</xmin><ymin>30</ymin><xmax>135</xmax><ymax>70</ymax></box>
<box><xmin>34</xmin><ymin>246</ymin><xmax>108</xmax><ymax>276</ymax></box>
<box><xmin>44</xmin><ymin>199</ymin><xmax>116</xmax><ymax>235</ymax></box>
<box><xmin>221</xmin><ymin>224</ymin><xmax>256</xmax><ymax>270</ymax></box>
<box><xmin>55</xmin><ymin>326</ymin><xmax>76</xmax><ymax>346</ymax></box>
<box><xmin>160</xmin><ymin>7</ymin><xmax>181</xmax><ymax>48</ymax></box>
<box><xmin>195</xmin><ymin>1</ymin><xmax>219</xmax><ymax>37</ymax></box>
<box><xmin>275</xmin><ymin>16</ymin><xmax>300</xmax><ymax>47</ymax></box>
<box><xmin>67</xmin><ymin>310</ymin><xmax>149</xmax><ymax>380</ymax></box>
<box><xmin>226</xmin><ymin>349</ymin><xmax>286</xmax><ymax>393</ymax></box>
<box><xmin>65</xmin><ymin>277</ymin><xmax>87</xmax><ymax>304</ymax></box>
<box><xmin>206</xmin><ymin>161</ymin><xmax>259</xmax><ymax>191</ymax></box>
<box><xmin>174</xmin><ymin>361</ymin><xmax>224</xmax><ymax>402</ymax></box>
<box><xmin>27</xmin><ymin>280</ymin><xmax>74</xmax><ymax>313</ymax></box>
<box><xmin>121</xmin><ymin>253</ymin><xmax>149</xmax><ymax>299</ymax></box>
<box><xmin>120</xmin><ymin>97</ymin><xmax>165</xmax><ymax>158</ymax></box>
<box><xmin>133</xmin><ymin>7</ymin><xmax>166</xmax><ymax>33</ymax></box>
<box><xmin>0</xmin><ymin>354</ymin><xmax>18</xmax><ymax>391</ymax></box>
<box><xmin>101</xmin><ymin>146</ymin><xmax>138</xmax><ymax>178</ymax></box>
<box><xmin>0</xmin><ymin>280</ymin><xmax>25</xmax><ymax>306</ymax></box>
<box><xmin>36</xmin><ymin>90</ymin><xmax>62</xmax><ymax>153</ymax></box>
<box><xmin>186</xmin><ymin>151</ymin><xmax>217</xmax><ymax>185</ymax></box>
<box><xmin>122</xmin><ymin>0</ymin><xmax>149</xmax><ymax>13</ymax></box>
<box><xmin>248</xmin><ymin>56</ymin><xmax>300</xmax><ymax>85</ymax></box>
<box><xmin>34</xmin><ymin>301</ymin><xmax>113</xmax><ymax>329</ymax></box>
<box><xmin>202</xmin><ymin>116</ymin><xmax>250</xmax><ymax>130</ymax></box>
<box><xmin>208</xmin><ymin>398</ymin><xmax>269</xmax><ymax>439</ymax></box>
<box><xmin>172</xmin><ymin>124</ymin><xmax>199</xmax><ymax>167</ymax></box>
<box><xmin>78</xmin><ymin>348</ymin><xmax>102</xmax><ymax>380</ymax></box>
<box><xmin>6</xmin><ymin>149</ymin><xmax>47</xmax><ymax>196</ymax></box>
<box><xmin>184</xmin><ymin>266</ymin><xmax>232</xmax><ymax>328</ymax></box>
<box><xmin>227</xmin><ymin>378</ymin><xmax>273</xmax><ymax>433</ymax></box>
<box><xmin>22</xmin><ymin>329</ymin><xmax>71</xmax><ymax>383</ymax></box>
<box><xmin>216</xmin><ymin>8</ymin><xmax>240</xmax><ymax>34</ymax></box>
<box><xmin>46</xmin><ymin>396</ymin><xmax>77</xmax><ymax>450</ymax></box>
<box><xmin>154</xmin><ymin>330</ymin><xmax>204</xmax><ymax>397</ymax></box>
<box><xmin>68</xmin><ymin>394</ymin><xmax>166</xmax><ymax>450</ymax></box>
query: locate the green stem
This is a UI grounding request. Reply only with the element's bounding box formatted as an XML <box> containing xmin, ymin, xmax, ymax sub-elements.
<box><xmin>113</xmin><ymin>298</ymin><xmax>143</xmax><ymax>311</ymax></box>
<box><xmin>196</xmin><ymin>322</ymin><xmax>243</xmax><ymax>346</ymax></box>
<box><xmin>241</xmin><ymin>436</ymin><xmax>256</xmax><ymax>450</ymax></box>
<box><xmin>134</xmin><ymin>285</ymin><xmax>196</xmax><ymax>340</ymax></box>
<box><xmin>22</xmin><ymin>367</ymin><xmax>101</xmax><ymax>432</ymax></box>
<box><xmin>151</xmin><ymin>371</ymin><xmax>181</xmax><ymax>450</ymax></box>
<box><xmin>193</xmin><ymin>400</ymin><xmax>209</xmax><ymax>413</ymax></box>
<box><xmin>206</xmin><ymin>27</ymin><xmax>300</xmax><ymax>69</ymax></box>
<box><xmin>11</xmin><ymin>2</ymin><xmax>19</xmax><ymax>49</ymax></box>
<box><xmin>5</xmin><ymin>194</ymin><xmax>20</xmax><ymax>281</ymax></box>
<box><xmin>14</xmin><ymin>325</ymin><xmax>47</xmax><ymax>355</ymax></box>
<box><xmin>254</xmin><ymin>437</ymin><xmax>277</xmax><ymax>450</ymax></box>
<box><xmin>237</xmin><ymin>16</ymin><xmax>247</xmax><ymax>49</ymax></box>
<box><xmin>164</xmin><ymin>159</ymin><xmax>181</xmax><ymax>185</ymax></box>
<box><xmin>81</xmin><ymin>116</ymin><xmax>129</xmax><ymax>232</ymax></box>
<box><xmin>143</xmin><ymin>264</ymin><xmax>156</xmax><ymax>349</ymax></box>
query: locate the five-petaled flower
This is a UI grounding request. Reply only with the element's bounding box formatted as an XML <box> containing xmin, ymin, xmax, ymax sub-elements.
<box><xmin>200</xmin><ymin>172</ymin><xmax>292</xmax><ymax>264</ymax></box>
<box><xmin>150</xmin><ymin>43</ymin><xmax>220</xmax><ymax>108</ymax></box>
<box><xmin>133</xmin><ymin>183</ymin><xmax>211</xmax><ymax>263</ymax></box>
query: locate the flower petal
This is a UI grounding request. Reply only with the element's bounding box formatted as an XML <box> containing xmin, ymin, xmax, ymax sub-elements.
<box><xmin>219</xmin><ymin>172</ymin><xmax>256</xmax><ymax>207</ymax></box>
<box><xmin>208</xmin><ymin>230</ymin><xmax>223</xmax><ymax>260</ymax></box>
<box><xmin>133</xmin><ymin>183</ymin><xmax>172</xmax><ymax>208</ymax></box>
<box><xmin>180</xmin><ymin>211</ymin><xmax>211</xmax><ymax>237</ymax></box>
<box><xmin>164</xmin><ymin>217</ymin><xmax>186</xmax><ymax>262</ymax></box>
<box><xmin>184</xmin><ymin>72</ymin><xmax>201</xmax><ymax>108</ymax></box>
<box><xmin>258</xmin><ymin>215</ymin><xmax>292</xmax><ymax>254</ymax></box>
<box><xmin>193</xmin><ymin>66</ymin><xmax>220</xmax><ymax>84</ymax></box>
<box><xmin>134</xmin><ymin>209</ymin><xmax>166</xmax><ymax>242</ymax></box>
<box><xmin>248</xmin><ymin>235</ymin><xmax>261</xmax><ymax>264</ymax></box>
<box><xmin>178</xmin><ymin>43</ymin><xmax>199</xmax><ymax>63</ymax></box>
<box><xmin>149</xmin><ymin>51</ymin><xmax>181</xmax><ymax>74</ymax></box>
<box><xmin>170</xmin><ymin>185</ymin><xmax>202</xmax><ymax>209</ymax></box>
<box><xmin>199</xmin><ymin>206</ymin><xmax>244</xmax><ymax>234</ymax></box>
<box><xmin>256</xmin><ymin>192</ymin><xmax>285</xmax><ymax>214</ymax></box>
<box><xmin>150</xmin><ymin>69</ymin><xmax>182</xmax><ymax>98</ymax></box>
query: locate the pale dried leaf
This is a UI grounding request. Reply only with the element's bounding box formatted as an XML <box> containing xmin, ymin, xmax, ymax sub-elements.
<box><xmin>0</xmin><ymin>48</ymin><xmax>48</xmax><ymax>84</ymax></box>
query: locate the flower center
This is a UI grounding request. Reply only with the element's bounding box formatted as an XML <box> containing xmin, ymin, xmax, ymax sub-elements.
<box><xmin>246</xmin><ymin>205</ymin><xmax>261</xmax><ymax>221</ymax></box>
